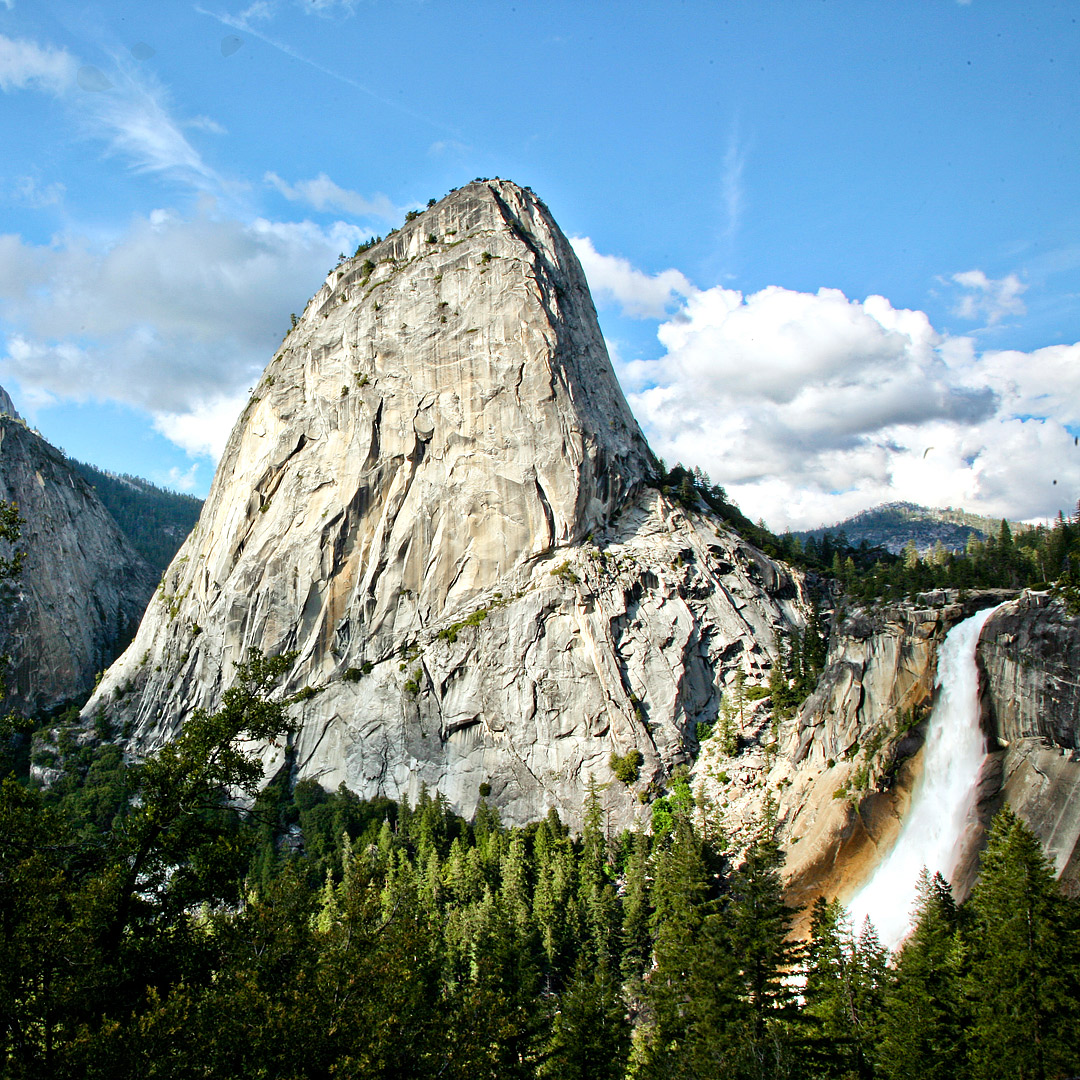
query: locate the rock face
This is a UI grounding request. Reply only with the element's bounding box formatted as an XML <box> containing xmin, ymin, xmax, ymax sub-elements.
<box><xmin>977</xmin><ymin>593</ymin><xmax>1080</xmax><ymax>892</ymax></box>
<box><xmin>689</xmin><ymin>589</ymin><xmax>1014</xmax><ymax>918</ymax></box>
<box><xmin>85</xmin><ymin>180</ymin><xmax>808</xmax><ymax>827</ymax></box>
<box><xmin>0</xmin><ymin>412</ymin><xmax>157</xmax><ymax>716</ymax></box>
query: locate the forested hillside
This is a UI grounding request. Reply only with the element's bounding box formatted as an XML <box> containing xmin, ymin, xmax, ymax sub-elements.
<box><xmin>4</xmin><ymin>662</ymin><xmax>1078</xmax><ymax>1079</ymax></box>
<box><xmin>662</xmin><ymin>463</ymin><xmax>1080</xmax><ymax>606</ymax></box>
<box><xmin>792</xmin><ymin>501</ymin><xmax>1032</xmax><ymax>556</ymax></box>
<box><xmin>68</xmin><ymin>460</ymin><xmax>202</xmax><ymax>576</ymax></box>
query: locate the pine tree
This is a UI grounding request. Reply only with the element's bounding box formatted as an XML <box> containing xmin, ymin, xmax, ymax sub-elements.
<box><xmin>802</xmin><ymin>898</ymin><xmax>885</xmax><ymax>1078</ymax></box>
<box><xmin>963</xmin><ymin>808</ymin><xmax>1080</xmax><ymax>1080</ymax></box>
<box><xmin>542</xmin><ymin>957</ymin><xmax>629</xmax><ymax>1080</ymax></box>
<box><xmin>877</xmin><ymin>870</ymin><xmax>964</xmax><ymax>1080</ymax></box>
<box><xmin>723</xmin><ymin>835</ymin><xmax>805</xmax><ymax>1080</ymax></box>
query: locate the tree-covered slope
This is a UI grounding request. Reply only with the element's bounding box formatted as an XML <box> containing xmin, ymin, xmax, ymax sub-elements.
<box><xmin>794</xmin><ymin>501</ymin><xmax>1032</xmax><ymax>556</ymax></box>
<box><xmin>69</xmin><ymin>460</ymin><xmax>202</xmax><ymax>577</ymax></box>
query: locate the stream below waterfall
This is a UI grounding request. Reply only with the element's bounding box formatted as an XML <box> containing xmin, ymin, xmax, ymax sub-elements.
<box><xmin>847</xmin><ymin>603</ymin><xmax>1004</xmax><ymax>950</ymax></box>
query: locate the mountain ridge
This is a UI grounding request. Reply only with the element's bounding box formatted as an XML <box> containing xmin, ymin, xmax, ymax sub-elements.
<box><xmin>793</xmin><ymin>500</ymin><xmax>1034</xmax><ymax>556</ymax></box>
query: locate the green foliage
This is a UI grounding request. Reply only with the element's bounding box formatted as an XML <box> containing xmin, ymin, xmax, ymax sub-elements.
<box><xmin>437</xmin><ymin>606</ymin><xmax>489</xmax><ymax>643</ymax></box>
<box><xmin>69</xmin><ymin>459</ymin><xmax>203</xmax><ymax>576</ymax></box>
<box><xmin>962</xmin><ymin>807</ymin><xmax>1080</xmax><ymax>1080</ymax></box>
<box><xmin>6</xmin><ymin>687</ymin><xmax>1080</xmax><ymax>1080</ymax></box>
<box><xmin>550</xmin><ymin>559</ymin><xmax>580</xmax><ymax>584</ymax></box>
<box><xmin>609</xmin><ymin>748</ymin><xmax>643</xmax><ymax>784</ymax></box>
<box><xmin>661</xmin><ymin>461</ymin><xmax>1080</xmax><ymax>605</ymax></box>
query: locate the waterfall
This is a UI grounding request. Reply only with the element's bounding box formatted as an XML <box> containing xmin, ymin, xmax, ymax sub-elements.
<box><xmin>847</xmin><ymin>603</ymin><xmax>1003</xmax><ymax>950</ymax></box>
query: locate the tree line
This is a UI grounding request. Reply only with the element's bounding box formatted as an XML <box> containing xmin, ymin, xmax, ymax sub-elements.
<box><xmin>2</xmin><ymin>657</ymin><xmax>1078</xmax><ymax>1078</ymax></box>
<box><xmin>658</xmin><ymin>462</ymin><xmax>1080</xmax><ymax>607</ymax></box>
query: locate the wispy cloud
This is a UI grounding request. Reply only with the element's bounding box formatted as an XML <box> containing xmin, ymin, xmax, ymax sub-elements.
<box><xmin>0</xmin><ymin>33</ymin><xmax>77</xmax><ymax>95</ymax></box>
<box><xmin>429</xmin><ymin>139</ymin><xmax>470</xmax><ymax>157</ymax></box>
<box><xmin>264</xmin><ymin>172</ymin><xmax>403</xmax><ymax>222</ymax></box>
<box><xmin>89</xmin><ymin>74</ymin><xmax>219</xmax><ymax>187</ymax></box>
<box><xmin>11</xmin><ymin>176</ymin><xmax>65</xmax><ymax>208</ymax></box>
<box><xmin>721</xmin><ymin>119</ymin><xmax>746</xmax><ymax>241</ymax></box>
<box><xmin>951</xmin><ymin>269</ymin><xmax>1027</xmax><ymax>325</ymax></box>
<box><xmin>196</xmin><ymin>5</ymin><xmax>457</xmax><ymax>133</ymax></box>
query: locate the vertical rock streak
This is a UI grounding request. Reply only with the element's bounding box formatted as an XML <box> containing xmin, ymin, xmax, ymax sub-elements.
<box><xmin>849</xmin><ymin>603</ymin><xmax>1004</xmax><ymax>948</ymax></box>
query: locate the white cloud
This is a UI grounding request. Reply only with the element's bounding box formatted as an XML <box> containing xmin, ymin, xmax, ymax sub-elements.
<box><xmin>951</xmin><ymin>268</ymin><xmax>1027</xmax><ymax>325</ymax></box>
<box><xmin>570</xmin><ymin>236</ymin><xmax>695</xmax><ymax>319</ymax></box>
<box><xmin>265</xmin><ymin>171</ymin><xmax>402</xmax><ymax>223</ymax></box>
<box><xmin>165</xmin><ymin>462</ymin><xmax>202</xmax><ymax>493</ymax></box>
<box><xmin>90</xmin><ymin>74</ymin><xmax>218</xmax><ymax>185</ymax></box>
<box><xmin>606</xmin><ymin>265</ymin><xmax>1079</xmax><ymax>530</ymax></box>
<box><xmin>187</xmin><ymin>115</ymin><xmax>227</xmax><ymax>135</ymax></box>
<box><xmin>428</xmin><ymin>139</ymin><xmax>470</xmax><ymax>157</ymax></box>
<box><xmin>0</xmin><ymin>207</ymin><xmax>365</xmax><ymax>458</ymax></box>
<box><xmin>721</xmin><ymin>120</ymin><xmax>745</xmax><ymax>240</ymax></box>
<box><xmin>239</xmin><ymin>1</ymin><xmax>276</xmax><ymax>19</ymax></box>
<box><xmin>155</xmin><ymin>392</ymin><xmax>249</xmax><ymax>460</ymax></box>
<box><xmin>0</xmin><ymin>33</ymin><xmax>76</xmax><ymax>94</ymax></box>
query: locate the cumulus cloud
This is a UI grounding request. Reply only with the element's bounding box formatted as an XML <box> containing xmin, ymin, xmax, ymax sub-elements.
<box><xmin>611</xmin><ymin>270</ymin><xmax>1080</xmax><ymax>530</ymax></box>
<box><xmin>154</xmin><ymin>392</ymin><xmax>250</xmax><ymax>461</ymax></box>
<box><xmin>0</xmin><ymin>207</ymin><xmax>365</xmax><ymax>457</ymax></box>
<box><xmin>265</xmin><ymin>171</ymin><xmax>402</xmax><ymax>223</ymax></box>
<box><xmin>951</xmin><ymin>269</ymin><xmax>1027</xmax><ymax>324</ymax></box>
<box><xmin>570</xmin><ymin>236</ymin><xmax>695</xmax><ymax>319</ymax></box>
<box><xmin>0</xmin><ymin>33</ymin><xmax>77</xmax><ymax>94</ymax></box>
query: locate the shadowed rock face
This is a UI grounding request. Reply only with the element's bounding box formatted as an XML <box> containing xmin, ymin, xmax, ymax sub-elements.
<box><xmin>84</xmin><ymin>180</ymin><xmax>808</xmax><ymax>827</ymax></box>
<box><xmin>0</xmin><ymin>414</ymin><xmax>156</xmax><ymax>716</ymax></box>
<box><xmin>977</xmin><ymin>593</ymin><xmax>1080</xmax><ymax>893</ymax></box>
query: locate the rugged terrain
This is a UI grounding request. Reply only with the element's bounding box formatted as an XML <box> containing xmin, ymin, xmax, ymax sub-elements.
<box><xmin>84</xmin><ymin>180</ymin><xmax>809</xmax><ymax>828</ymax></box>
<box><xmin>0</xmin><ymin>407</ymin><xmax>157</xmax><ymax>716</ymax></box>
<box><xmin>977</xmin><ymin>593</ymin><xmax>1080</xmax><ymax>890</ymax></box>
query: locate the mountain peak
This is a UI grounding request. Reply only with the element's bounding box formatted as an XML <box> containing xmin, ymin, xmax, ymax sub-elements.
<box><xmin>85</xmin><ymin>180</ymin><xmax>801</xmax><ymax>827</ymax></box>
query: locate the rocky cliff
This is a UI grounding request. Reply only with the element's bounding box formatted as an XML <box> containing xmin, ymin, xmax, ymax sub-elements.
<box><xmin>0</xmin><ymin>411</ymin><xmax>157</xmax><ymax>716</ymax></box>
<box><xmin>85</xmin><ymin>180</ymin><xmax>809</xmax><ymax>827</ymax></box>
<box><xmin>977</xmin><ymin>593</ymin><xmax>1080</xmax><ymax>892</ymax></box>
<box><xmin>688</xmin><ymin>589</ymin><xmax>1019</xmax><ymax>916</ymax></box>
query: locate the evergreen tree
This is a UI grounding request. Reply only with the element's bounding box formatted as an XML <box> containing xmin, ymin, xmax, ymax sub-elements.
<box><xmin>542</xmin><ymin>957</ymin><xmax>629</xmax><ymax>1080</ymax></box>
<box><xmin>963</xmin><ymin>808</ymin><xmax>1080</xmax><ymax>1080</ymax></box>
<box><xmin>723</xmin><ymin>835</ymin><xmax>805</xmax><ymax>1080</ymax></box>
<box><xmin>877</xmin><ymin>870</ymin><xmax>965</xmax><ymax>1080</ymax></box>
<box><xmin>803</xmin><ymin>898</ymin><xmax>886</xmax><ymax>1078</ymax></box>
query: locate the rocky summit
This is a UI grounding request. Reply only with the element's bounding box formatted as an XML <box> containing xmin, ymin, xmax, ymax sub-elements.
<box><xmin>85</xmin><ymin>180</ymin><xmax>808</xmax><ymax>827</ymax></box>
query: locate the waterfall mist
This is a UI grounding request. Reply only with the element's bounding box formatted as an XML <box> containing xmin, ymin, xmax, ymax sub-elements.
<box><xmin>847</xmin><ymin>604</ymin><xmax>1003</xmax><ymax>950</ymax></box>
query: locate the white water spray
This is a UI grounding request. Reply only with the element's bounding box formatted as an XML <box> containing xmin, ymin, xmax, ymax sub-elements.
<box><xmin>848</xmin><ymin>604</ymin><xmax>1003</xmax><ymax>950</ymax></box>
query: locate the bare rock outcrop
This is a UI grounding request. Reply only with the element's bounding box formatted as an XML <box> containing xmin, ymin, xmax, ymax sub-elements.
<box><xmin>84</xmin><ymin>180</ymin><xmax>809</xmax><ymax>827</ymax></box>
<box><xmin>977</xmin><ymin>593</ymin><xmax>1080</xmax><ymax>891</ymax></box>
<box><xmin>0</xmin><ymin>412</ymin><xmax>157</xmax><ymax>716</ymax></box>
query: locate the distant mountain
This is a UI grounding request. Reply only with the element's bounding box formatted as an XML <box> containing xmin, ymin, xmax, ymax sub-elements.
<box><xmin>792</xmin><ymin>501</ymin><xmax>1031</xmax><ymax>556</ymax></box>
<box><xmin>68</xmin><ymin>461</ymin><xmax>202</xmax><ymax>577</ymax></box>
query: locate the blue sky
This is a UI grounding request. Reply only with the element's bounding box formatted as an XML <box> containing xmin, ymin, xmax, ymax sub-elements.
<box><xmin>1</xmin><ymin>0</ymin><xmax>1079</xmax><ymax>529</ymax></box>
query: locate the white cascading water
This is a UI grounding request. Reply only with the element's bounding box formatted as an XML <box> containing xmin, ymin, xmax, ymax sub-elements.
<box><xmin>847</xmin><ymin>603</ymin><xmax>1003</xmax><ymax>950</ymax></box>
